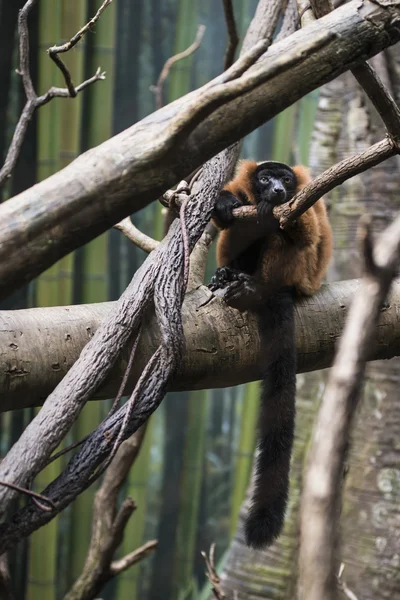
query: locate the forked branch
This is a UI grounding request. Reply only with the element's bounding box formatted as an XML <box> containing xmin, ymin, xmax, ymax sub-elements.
<box><xmin>0</xmin><ymin>0</ymin><xmax>109</xmax><ymax>187</ymax></box>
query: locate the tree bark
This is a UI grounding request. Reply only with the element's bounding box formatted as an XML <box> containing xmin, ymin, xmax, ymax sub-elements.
<box><xmin>0</xmin><ymin>0</ymin><xmax>399</xmax><ymax>300</ymax></box>
<box><xmin>2</xmin><ymin>279</ymin><xmax>400</xmax><ymax>412</ymax></box>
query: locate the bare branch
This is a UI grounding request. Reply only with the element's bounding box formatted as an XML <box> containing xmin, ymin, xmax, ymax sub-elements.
<box><xmin>0</xmin><ymin>480</ymin><xmax>55</xmax><ymax>511</ymax></box>
<box><xmin>110</xmin><ymin>540</ymin><xmax>158</xmax><ymax>575</ymax></box>
<box><xmin>65</xmin><ymin>427</ymin><xmax>156</xmax><ymax>600</ymax></box>
<box><xmin>273</xmin><ymin>137</ymin><xmax>398</xmax><ymax>227</ymax></box>
<box><xmin>114</xmin><ymin>217</ymin><xmax>159</xmax><ymax>253</ymax></box>
<box><xmin>299</xmin><ymin>212</ymin><xmax>400</xmax><ymax>600</ymax></box>
<box><xmin>151</xmin><ymin>24</ymin><xmax>206</xmax><ymax>110</ymax></box>
<box><xmin>222</xmin><ymin>0</ymin><xmax>239</xmax><ymax>70</ymax></box>
<box><xmin>0</xmin><ymin>1</ymin><xmax>108</xmax><ymax>187</ymax></box>
<box><xmin>351</xmin><ymin>62</ymin><xmax>400</xmax><ymax>143</ymax></box>
<box><xmin>47</xmin><ymin>0</ymin><xmax>113</xmax><ymax>96</ymax></box>
<box><xmin>202</xmin><ymin>544</ymin><xmax>226</xmax><ymax>600</ymax></box>
<box><xmin>337</xmin><ymin>564</ymin><xmax>360</xmax><ymax>600</ymax></box>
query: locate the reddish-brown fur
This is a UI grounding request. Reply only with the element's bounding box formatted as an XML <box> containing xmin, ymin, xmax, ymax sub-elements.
<box><xmin>215</xmin><ymin>160</ymin><xmax>333</xmax><ymax>296</ymax></box>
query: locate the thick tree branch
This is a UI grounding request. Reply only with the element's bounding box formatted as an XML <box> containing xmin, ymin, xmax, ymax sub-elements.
<box><xmin>0</xmin><ymin>0</ymin><xmax>107</xmax><ymax>187</ymax></box>
<box><xmin>299</xmin><ymin>214</ymin><xmax>400</xmax><ymax>600</ymax></box>
<box><xmin>0</xmin><ymin>0</ymin><xmax>399</xmax><ymax>300</ymax></box>
<box><xmin>2</xmin><ymin>278</ymin><xmax>400</xmax><ymax>412</ymax></box>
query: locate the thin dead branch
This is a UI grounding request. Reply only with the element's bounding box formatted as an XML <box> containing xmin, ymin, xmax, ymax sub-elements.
<box><xmin>0</xmin><ymin>0</ymin><xmax>107</xmax><ymax>187</ymax></box>
<box><xmin>151</xmin><ymin>24</ymin><xmax>206</xmax><ymax>110</ymax></box>
<box><xmin>110</xmin><ymin>540</ymin><xmax>158</xmax><ymax>575</ymax></box>
<box><xmin>114</xmin><ymin>217</ymin><xmax>159</xmax><ymax>253</ymax></box>
<box><xmin>202</xmin><ymin>544</ymin><xmax>226</xmax><ymax>600</ymax></box>
<box><xmin>222</xmin><ymin>0</ymin><xmax>239</xmax><ymax>70</ymax></box>
<box><xmin>273</xmin><ymin>136</ymin><xmax>399</xmax><ymax>227</ymax></box>
<box><xmin>299</xmin><ymin>213</ymin><xmax>400</xmax><ymax>600</ymax></box>
<box><xmin>0</xmin><ymin>480</ymin><xmax>55</xmax><ymax>511</ymax></box>
<box><xmin>47</xmin><ymin>0</ymin><xmax>113</xmax><ymax>97</ymax></box>
<box><xmin>337</xmin><ymin>564</ymin><xmax>360</xmax><ymax>600</ymax></box>
<box><xmin>65</xmin><ymin>427</ymin><xmax>157</xmax><ymax>600</ymax></box>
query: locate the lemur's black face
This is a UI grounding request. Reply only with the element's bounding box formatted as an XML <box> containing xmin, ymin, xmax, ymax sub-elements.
<box><xmin>253</xmin><ymin>162</ymin><xmax>297</xmax><ymax>208</ymax></box>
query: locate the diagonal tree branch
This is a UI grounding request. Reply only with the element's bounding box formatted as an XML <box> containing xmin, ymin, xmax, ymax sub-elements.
<box><xmin>299</xmin><ymin>213</ymin><xmax>400</xmax><ymax>600</ymax></box>
<box><xmin>150</xmin><ymin>24</ymin><xmax>206</xmax><ymax>111</ymax></box>
<box><xmin>273</xmin><ymin>136</ymin><xmax>399</xmax><ymax>226</ymax></box>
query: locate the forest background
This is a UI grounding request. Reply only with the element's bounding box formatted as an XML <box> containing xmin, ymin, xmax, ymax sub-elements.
<box><xmin>0</xmin><ymin>1</ymin><xmax>399</xmax><ymax>599</ymax></box>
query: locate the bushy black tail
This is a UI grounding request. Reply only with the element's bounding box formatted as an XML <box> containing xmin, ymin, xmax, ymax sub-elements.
<box><xmin>244</xmin><ymin>290</ymin><xmax>296</xmax><ymax>549</ymax></box>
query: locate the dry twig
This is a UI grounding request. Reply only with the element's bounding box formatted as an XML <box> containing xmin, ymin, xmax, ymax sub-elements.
<box><xmin>202</xmin><ymin>544</ymin><xmax>225</xmax><ymax>600</ymax></box>
<box><xmin>47</xmin><ymin>0</ymin><xmax>112</xmax><ymax>97</ymax></box>
<box><xmin>0</xmin><ymin>0</ymin><xmax>107</xmax><ymax>187</ymax></box>
<box><xmin>114</xmin><ymin>217</ymin><xmax>159</xmax><ymax>253</ymax></box>
<box><xmin>337</xmin><ymin>564</ymin><xmax>360</xmax><ymax>600</ymax></box>
<box><xmin>0</xmin><ymin>555</ymin><xmax>13</xmax><ymax>600</ymax></box>
<box><xmin>151</xmin><ymin>24</ymin><xmax>206</xmax><ymax>110</ymax></box>
<box><xmin>299</xmin><ymin>213</ymin><xmax>400</xmax><ymax>600</ymax></box>
<box><xmin>0</xmin><ymin>480</ymin><xmax>55</xmax><ymax>511</ymax></box>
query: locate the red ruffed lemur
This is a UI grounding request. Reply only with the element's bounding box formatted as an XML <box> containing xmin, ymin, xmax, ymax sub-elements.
<box><xmin>209</xmin><ymin>160</ymin><xmax>333</xmax><ymax>549</ymax></box>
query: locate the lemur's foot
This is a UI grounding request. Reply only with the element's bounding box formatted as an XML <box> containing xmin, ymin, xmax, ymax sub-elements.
<box><xmin>208</xmin><ymin>266</ymin><xmax>241</xmax><ymax>292</ymax></box>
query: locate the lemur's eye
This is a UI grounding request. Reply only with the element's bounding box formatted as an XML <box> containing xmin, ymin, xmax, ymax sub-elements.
<box><xmin>283</xmin><ymin>176</ymin><xmax>291</xmax><ymax>184</ymax></box>
<box><xmin>260</xmin><ymin>176</ymin><xmax>269</xmax><ymax>184</ymax></box>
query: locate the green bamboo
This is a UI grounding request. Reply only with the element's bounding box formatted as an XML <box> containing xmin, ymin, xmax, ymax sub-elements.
<box><xmin>229</xmin><ymin>382</ymin><xmax>258</xmax><ymax>536</ymax></box>
<box><xmin>26</xmin><ymin>3</ymin><xmax>65</xmax><ymax>599</ymax></box>
<box><xmin>67</xmin><ymin>0</ymin><xmax>116</xmax><ymax>588</ymax></box>
<box><xmin>271</xmin><ymin>104</ymin><xmax>298</xmax><ymax>163</ymax></box>
<box><xmin>297</xmin><ymin>91</ymin><xmax>319</xmax><ymax>165</ymax></box>
<box><xmin>173</xmin><ymin>391</ymin><xmax>208</xmax><ymax>598</ymax></box>
<box><xmin>115</xmin><ymin>419</ymin><xmax>156</xmax><ymax>599</ymax></box>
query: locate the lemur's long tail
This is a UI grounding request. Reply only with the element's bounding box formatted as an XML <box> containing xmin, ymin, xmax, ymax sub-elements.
<box><xmin>244</xmin><ymin>290</ymin><xmax>296</xmax><ymax>549</ymax></box>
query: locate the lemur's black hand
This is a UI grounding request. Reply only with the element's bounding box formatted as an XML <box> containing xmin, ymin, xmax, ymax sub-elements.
<box><xmin>256</xmin><ymin>201</ymin><xmax>280</xmax><ymax>232</ymax></box>
<box><xmin>212</xmin><ymin>190</ymin><xmax>243</xmax><ymax>228</ymax></box>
